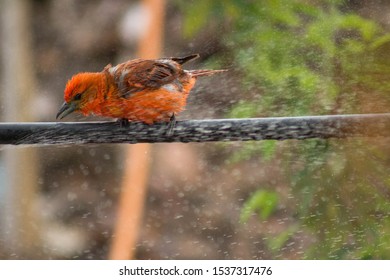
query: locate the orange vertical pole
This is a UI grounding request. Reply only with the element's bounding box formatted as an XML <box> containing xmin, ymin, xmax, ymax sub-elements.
<box><xmin>1</xmin><ymin>0</ymin><xmax>41</xmax><ymax>258</ymax></box>
<box><xmin>109</xmin><ymin>0</ymin><xmax>165</xmax><ymax>260</ymax></box>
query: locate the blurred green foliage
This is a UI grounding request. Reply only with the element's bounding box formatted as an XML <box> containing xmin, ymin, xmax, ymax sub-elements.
<box><xmin>240</xmin><ymin>189</ymin><xmax>279</xmax><ymax>222</ymax></box>
<box><xmin>178</xmin><ymin>0</ymin><xmax>390</xmax><ymax>259</ymax></box>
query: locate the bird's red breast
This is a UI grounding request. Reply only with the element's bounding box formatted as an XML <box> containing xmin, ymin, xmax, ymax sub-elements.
<box><xmin>58</xmin><ymin>54</ymin><xmax>226</xmax><ymax>124</ymax></box>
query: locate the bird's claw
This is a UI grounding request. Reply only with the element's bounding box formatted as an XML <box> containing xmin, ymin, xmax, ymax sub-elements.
<box><xmin>166</xmin><ymin>114</ymin><xmax>176</xmax><ymax>136</ymax></box>
<box><xmin>118</xmin><ymin>118</ymin><xmax>130</xmax><ymax>128</ymax></box>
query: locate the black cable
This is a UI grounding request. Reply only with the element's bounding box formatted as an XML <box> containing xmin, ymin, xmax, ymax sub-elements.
<box><xmin>0</xmin><ymin>114</ymin><xmax>389</xmax><ymax>145</ymax></box>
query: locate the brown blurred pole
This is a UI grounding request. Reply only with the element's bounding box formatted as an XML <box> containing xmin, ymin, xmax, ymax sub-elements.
<box><xmin>109</xmin><ymin>0</ymin><xmax>165</xmax><ymax>260</ymax></box>
<box><xmin>0</xmin><ymin>0</ymin><xmax>41</xmax><ymax>258</ymax></box>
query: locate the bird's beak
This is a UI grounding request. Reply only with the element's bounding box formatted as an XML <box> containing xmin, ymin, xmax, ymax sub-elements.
<box><xmin>56</xmin><ymin>102</ymin><xmax>76</xmax><ymax>120</ymax></box>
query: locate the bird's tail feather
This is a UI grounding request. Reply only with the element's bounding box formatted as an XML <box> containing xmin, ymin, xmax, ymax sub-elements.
<box><xmin>171</xmin><ymin>54</ymin><xmax>200</xmax><ymax>65</ymax></box>
<box><xmin>188</xmin><ymin>69</ymin><xmax>228</xmax><ymax>77</ymax></box>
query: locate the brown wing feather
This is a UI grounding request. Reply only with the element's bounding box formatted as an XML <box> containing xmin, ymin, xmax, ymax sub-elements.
<box><xmin>107</xmin><ymin>59</ymin><xmax>181</xmax><ymax>98</ymax></box>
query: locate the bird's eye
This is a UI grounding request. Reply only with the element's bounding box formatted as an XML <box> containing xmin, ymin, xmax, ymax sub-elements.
<box><xmin>73</xmin><ymin>93</ymin><xmax>82</xmax><ymax>101</ymax></box>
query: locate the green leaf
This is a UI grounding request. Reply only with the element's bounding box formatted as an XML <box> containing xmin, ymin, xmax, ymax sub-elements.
<box><xmin>370</xmin><ymin>34</ymin><xmax>390</xmax><ymax>50</ymax></box>
<box><xmin>267</xmin><ymin>225</ymin><xmax>298</xmax><ymax>252</ymax></box>
<box><xmin>240</xmin><ymin>190</ymin><xmax>279</xmax><ymax>223</ymax></box>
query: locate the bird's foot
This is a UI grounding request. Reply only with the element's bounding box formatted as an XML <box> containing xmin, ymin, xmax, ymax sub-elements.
<box><xmin>117</xmin><ymin>118</ymin><xmax>130</xmax><ymax>128</ymax></box>
<box><xmin>166</xmin><ymin>114</ymin><xmax>176</xmax><ymax>136</ymax></box>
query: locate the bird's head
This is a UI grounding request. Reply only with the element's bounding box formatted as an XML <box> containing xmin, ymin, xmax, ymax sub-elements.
<box><xmin>56</xmin><ymin>72</ymin><xmax>103</xmax><ymax>119</ymax></box>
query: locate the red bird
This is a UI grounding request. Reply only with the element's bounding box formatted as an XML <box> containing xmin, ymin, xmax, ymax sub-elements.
<box><xmin>56</xmin><ymin>54</ymin><xmax>225</xmax><ymax>131</ymax></box>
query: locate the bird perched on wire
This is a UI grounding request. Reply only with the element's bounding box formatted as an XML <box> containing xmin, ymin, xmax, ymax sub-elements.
<box><xmin>56</xmin><ymin>54</ymin><xmax>226</xmax><ymax>133</ymax></box>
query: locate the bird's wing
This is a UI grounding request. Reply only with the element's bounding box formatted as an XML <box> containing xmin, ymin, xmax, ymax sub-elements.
<box><xmin>108</xmin><ymin>59</ymin><xmax>180</xmax><ymax>98</ymax></box>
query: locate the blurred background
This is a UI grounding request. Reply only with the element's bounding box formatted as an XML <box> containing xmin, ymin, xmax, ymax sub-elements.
<box><xmin>1</xmin><ymin>0</ymin><xmax>390</xmax><ymax>259</ymax></box>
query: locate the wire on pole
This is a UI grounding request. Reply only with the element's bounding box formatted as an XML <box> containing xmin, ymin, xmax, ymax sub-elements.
<box><xmin>1</xmin><ymin>114</ymin><xmax>390</xmax><ymax>145</ymax></box>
